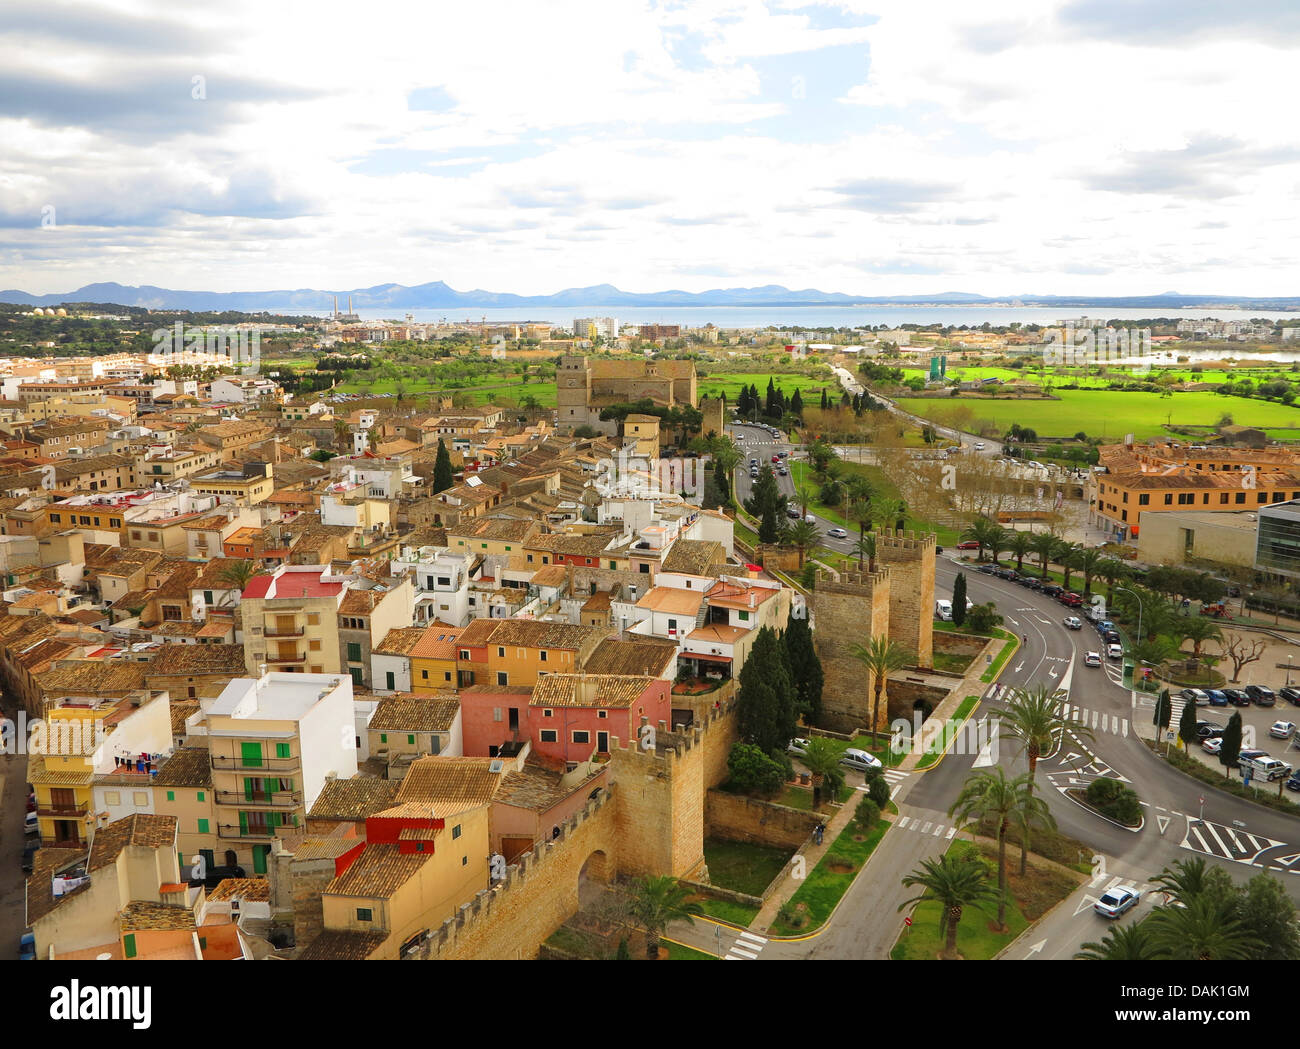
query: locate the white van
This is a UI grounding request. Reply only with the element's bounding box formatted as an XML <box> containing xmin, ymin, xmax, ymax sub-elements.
<box><xmin>936</xmin><ymin>599</ymin><xmax>953</xmax><ymax>621</ymax></box>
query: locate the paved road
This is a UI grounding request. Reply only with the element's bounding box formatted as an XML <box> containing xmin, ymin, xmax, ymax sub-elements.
<box><xmin>0</xmin><ymin>694</ymin><xmax>29</xmax><ymax>957</ymax></box>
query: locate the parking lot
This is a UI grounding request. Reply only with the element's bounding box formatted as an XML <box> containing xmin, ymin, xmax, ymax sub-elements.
<box><xmin>1178</xmin><ymin>686</ymin><xmax>1300</xmax><ymax>802</ymax></box>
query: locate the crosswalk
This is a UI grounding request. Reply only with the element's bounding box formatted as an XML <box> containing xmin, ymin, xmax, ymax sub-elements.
<box><xmin>722</xmin><ymin>929</ymin><xmax>768</xmax><ymax>960</ymax></box>
<box><xmin>1181</xmin><ymin>817</ymin><xmax>1284</xmax><ymax>866</ymax></box>
<box><xmin>1059</xmin><ymin>704</ymin><xmax>1130</xmax><ymax>737</ymax></box>
<box><xmin>895</xmin><ymin>813</ymin><xmax>960</xmax><ymax>840</ymax></box>
<box><xmin>855</xmin><ymin>767</ymin><xmax>909</xmax><ymax>798</ymax></box>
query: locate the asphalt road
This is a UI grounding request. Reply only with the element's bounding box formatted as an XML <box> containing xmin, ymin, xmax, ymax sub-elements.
<box><xmin>0</xmin><ymin>693</ymin><xmax>29</xmax><ymax>957</ymax></box>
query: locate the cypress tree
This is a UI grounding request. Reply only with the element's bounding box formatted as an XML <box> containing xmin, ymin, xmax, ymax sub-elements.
<box><xmin>1219</xmin><ymin>712</ymin><xmax>1243</xmax><ymax>779</ymax></box>
<box><xmin>951</xmin><ymin>572</ymin><xmax>968</xmax><ymax>628</ymax></box>
<box><xmin>791</xmin><ymin>389</ymin><xmax>804</xmax><ymax>419</ymax></box>
<box><xmin>737</xmin><ymin>627</ymin><xmax>796</xmax><ymax>753</ymax></box>
<box><xmin>1178</xmin><ymin>696</ymin><xmax>1199</xmax><ymax>751</ymax></box>
<box><xmin>783</xmin><ymin>606</ymin><xmax>823</xmax><ymax>722</ymax></box>
<box><xmin>820</xmin><ymin>388</ymin><xmax>829</xmax><ymax>411</ymax></box>
<box><xmin>433</xmin><ymin>438</ymin><xmax>454</xmax><ymax>494</ymax></box>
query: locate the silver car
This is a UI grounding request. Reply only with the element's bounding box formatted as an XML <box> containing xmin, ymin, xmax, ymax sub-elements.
<box><xmin>1094</xmin><ymin>886</ymin><xmax>1140</xmax><ymax>918</ymax></box>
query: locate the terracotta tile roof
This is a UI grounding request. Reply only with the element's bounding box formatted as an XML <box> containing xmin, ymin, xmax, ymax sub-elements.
<box><xmin>395</xmin><ymin>756</ymin><xmax>504</xmax><ymax>806</ymax></box>
<box><xmin>368</xmin><ymin>694</ymin><xmax>459</xmax><ymax>733</ymax></box>
<box><xmin>324</xmin><ymin>842</ymin><xmax>428</xmax><ymax>899</ymax></box>
<box><xmin>298</xmin><ymin>929</ymin><xmax>388</xmax><ymax>961</ymax></box>
<box><xmin>583</xmin><ymin>637</ymin><xmax>677</xmax><ymax>677</ymax></box>
<box><xmin>448</xmin><ymin>517</ymin><xmax>532</xmax><ymax>542</ymax></box>
<box><xmin>120</xmin><ymin>901</ymin><xmax>196</xmax><ymax>932</ymax></box>
<box><xmin>153</xmin><ymin>747</ymin><xmax>211</xmax><ymax>788</ymax></box>
<box><xmin>205</xmin><ymin>878</ymin><xmax>271</xmax><ymax>902</ymax></box>
<box><xmin>372</xmin><ymin>626</ymin><xmax>426</xmax><ymax>657</ymax></box>
<box><xmin>37</xmin><ymin>661</ymin><xmax>149</xmax><ymax>696</ymax></box>
<box><xmin>285</xmin><ymin>837</ymin><xmax>364</xmax><ymax>863</ymax></box>
<box><xmin>307</xmin><ymin>777</ymin><xmax>401</xmax><ymax>822</ymax></box>
<box><xmin>686</xmin><ymin>623</ymin><xmax>750</xmax><ymax>645</ymax></box>
<box><xmin>483</xmin><ymin>619</ymin><xmax>605</xmax><ymax>651</ymax></box>
<box><xmin>409</xmin><ymin>622</ymin><xmax>464</xmax><ymax>660</ymax></box>
<box><xmin>530</xmin><ymin>673</ymin><xmax>652</xmax><ymax>709</ymax></box>
<box><xmin>89</xmin><ymin>813</ymin><xmax>178</xmax><ymax>872</ymax></box>
<box><xmin>661</xmin><ymin>539</ymin><xmax>725</xmax><ymax>576</ymax></box>
<box><xmin>170</xmin><ymin>700</ymin><xmax>200</xmax><ymax>736</ymax></box>
<box><xmin>635</xmin><ymin>586</ymin><xmax>704</xmax><ymax>616</ymax></box>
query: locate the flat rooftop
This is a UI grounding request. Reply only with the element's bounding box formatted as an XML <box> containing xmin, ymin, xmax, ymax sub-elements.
<box><xmin>208</xmin><ymin>673</ymin><xmax>347</xmax><ymax>722</ymax></box>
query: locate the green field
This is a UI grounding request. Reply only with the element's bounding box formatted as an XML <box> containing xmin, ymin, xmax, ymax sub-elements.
<box><xmin>697</xmin><ymin>369</ymin><xmax>838</xmax><ymax>406</ymax></box>
<box><xmin>895</xmin><ymin>389</ymin><xmax>1300</xmax><ymax>442</ymax></box>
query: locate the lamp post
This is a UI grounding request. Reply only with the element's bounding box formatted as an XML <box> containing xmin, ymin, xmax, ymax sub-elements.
<box><xmin>1115</xmin><ymin>585</ymin><xmax>1144</xmax><ymax>684</ymax></box>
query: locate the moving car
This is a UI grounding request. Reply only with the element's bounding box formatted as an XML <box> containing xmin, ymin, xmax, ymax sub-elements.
<box><xmin>1246</xmin><ymin>685</ymin><xmax>1277</xmax><ymax>706</ymax></box>
<box><xmin>1221</xmin><ymin>688</ymin><xmax>1251</xmax><ymax>707</ymax></box>
<box><xmin>1063</xmin><ymin>616</ymin><xmax>1083</xmax><ymax>630</ymax></box>
<box><xmin>839</xmin><ymin>749</ymin><xmax>883</xmax><ymax>773</ymax></box>
<box><xmin>1269</xmin><ymin>721</ymin><xmax>1297</xmax><ymax>740</ymax></box>
<box><xmin>1084</xmin><ymin>651</ymin><xmax>1102</xmax><ymax>667</ymax></box>
<box><xmin>787</xmin><ymin>737</ymin><xmax>811</xmax><ymax>757</ymax></box>
<box><xmin>955</xmin><ymin>541</ymin><xmax>980</xmax><ymax>550</ymax></box>
<box><xmin>974</xmin><ymin>443</ymin><xmax>985</xmax><ymax>451</ymax></box>
<box><xmin>1179</xmin><ymin>688</ymin><xmax>1210</xmax><ymax>706</ymax></box>
<box><xmin>1094</xmin><ymin>886</ymin><xmax>1140</xmax><ymax>919</ymax></box>
<box><xmin>787</xmin><ymin>506</ymin><xmax>801</xmax><ymax>519</ymax></box>
<box><xmin>826</xmin><ymin>527</ymin><xmax>848</xmax><ymax>540</ymax></box>
<box><xmin>804</xmin><ymin>513</ymin><xmax>816</xmax><ymax>524</ymax></box>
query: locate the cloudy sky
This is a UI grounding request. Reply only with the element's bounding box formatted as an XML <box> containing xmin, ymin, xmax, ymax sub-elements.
<box><xmin>2</xmin><ymin>0</ymin><xmax>1298</xmax><ymax>297</ymax></box>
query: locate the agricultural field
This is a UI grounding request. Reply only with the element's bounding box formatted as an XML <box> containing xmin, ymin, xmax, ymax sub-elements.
<box><xmin>894</xmin><ymin>389</ymin><xmax>1300</xmax><ymax>443</ymax></box>
<box><xmin>696</xmin><ymin>368</ymin><xmax>838</xmax><ymax>405</ymax></box>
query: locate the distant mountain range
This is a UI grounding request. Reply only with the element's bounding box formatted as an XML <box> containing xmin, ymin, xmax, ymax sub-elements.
<box><xmin>2</xmin><ymin>280</ymin><xmax>1299</xmax><ymax>312</ymax></box>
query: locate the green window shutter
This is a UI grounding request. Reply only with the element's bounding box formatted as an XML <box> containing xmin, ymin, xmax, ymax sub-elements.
<box><xmin>347</xmin><ymin>642</ymin><xmax>362</xmax><ymax>662</ymax></box>
<box><xmin>199</xmin><ymin>936</ymin><xmax>207</xmax><ymax>950</ymax></box>
<box><xmin>241</xmin><ymin>742</ymin><xmax>263</xmax><ymax>768</ymax></box>
<box><xmin>166</xmin><ymin>790</ymin><xmax>175</xmax><ymax>802</ymax></box>
<box><xmin>267</xmin><ymin>812</ymin><xmax>281</xmax><ymax>829</ymax></box>
<box><xmin>407</xmin><ymin>734</ymin><xmax>415</xmax><ymax>745</ymax></box>
<box><xmin>196</xmin><ymin>791</ymin><xmax>204</xmax><ymax>802</ymax></box>
<box><xmin>244</xmin><ymin>778</ymin><xmax>255</xmax><ymax>801</ymax></box>
<box><xmin>123</xmin><ymin>934</ymin><xmax>137</xmax><ymax>959</ymax></box>
<box><xmin>380</xmin><ymin>733</ymin><xmax>387</xmax><ymax>744</ymax></box>
<box><xmin>276</xmin><ymin>743</ymin><xmax>290</xmax><ymax>759</ymax></box>
<box><xmin>197</xmin><ymin>819</ymin><xmax>209</xmax><ymax>834</ymax></box>
<box><xmin>204</xmin><ymin>591</ymin><xmax>213</xmax><ymax>605</ymax></box>
<box><xmin>386</xmin><ymin>672</ymin><xmax>395</xmax><ymax>690</ymax></box>
<box><xmin>238</xmin><ymin>811</ymin><xmax>248</xmax><ymax>835</ymax></box>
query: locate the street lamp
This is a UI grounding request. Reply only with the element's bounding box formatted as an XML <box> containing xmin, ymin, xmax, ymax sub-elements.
<box><xmin>1114</xmin><ymin>585</ymin><xmax>1144</xmax><ymax>680</ymax></box>
<box><xmin>1288</xmin><ymin>654</ymin><xmax>1293</xmax><ymax>687</ymax></box>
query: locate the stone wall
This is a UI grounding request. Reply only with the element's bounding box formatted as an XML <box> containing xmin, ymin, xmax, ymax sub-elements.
<box><xmin>812</xmin><ymin>569</ymin><xmax>890</xmax><ymax>732</ymax></box>
<box><xmin>754</xmin><ymin>544</ymin><xmax>802</xmax><ymax>571</ymax></box>
<box><xmin>705</xmin><ymin>790</ymin><xmax>821</xmax><ymax>850</ymax></box>
<box><xmin>289</xmin><ymin>858</ymin><xmax>336</xmax><ymax>950</ymax></box>
<box><xmin>876</xmin><ymin>529</ymin><xmax>936</xmax><ymax>669</ymax></box>
<box><xmin>934</xmin><ymin>630</ymin><xmax>992</xmax><ymax>656</ymax></box>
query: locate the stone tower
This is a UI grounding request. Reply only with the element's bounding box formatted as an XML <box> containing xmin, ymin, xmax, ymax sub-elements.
<box><xmin>875</xmin><ymin>529</ymin><xmax>937</xmax><ymax>669</ymax></box>
<box><xmin>698</xmin><ymin>394</ymin><xmax>726</xmax><ymax>440</ymax></box>
<box><xmin>556</xmin><ymin>354</ymin><xmax>591</xmax><ymax>433</ymax></box>
<box><xmin>811</xmin><ymin>569</ymin><xmax>891</xmax><ymax>733</ymax></box>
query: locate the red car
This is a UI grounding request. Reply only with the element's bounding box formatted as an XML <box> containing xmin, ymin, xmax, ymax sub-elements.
<box><xmin>956</xmin><ymin>541</ymin><xmax>980</xmax><ymax>550</ymax></box>
<box><xmin>771</xmin><ymin>455</ymin><xmax>780</xmax><ymax>463</ymax></box>
<box><xmin>1059</xmin><ymin>592</ymin><xmax>1083</xmax><ymax>607</ymax></box>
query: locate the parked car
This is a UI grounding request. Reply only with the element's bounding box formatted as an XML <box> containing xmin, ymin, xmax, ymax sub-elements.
<box><xmin>1280</xmin><ymin>687</ymin><xmax>1300</xmax><ymax>706</ymax></box>
<box><xmin>777</xmin><ymin>467</ymin><xmax>788</xmax><ymax>476</ymax></box>
<box><xmin>840</xmin><ymin>749</ymin><xmax>883</xmax><ymax>774</ymax></box>
<box><xmin>1059</xmin><ymin>592</ymin><xmax>1083</xmax><ymax>608</ymax></box>
<box><xmin>826</xmin><ymin>527</ymin><xmax>848</xmax><ymax>540</ymax></box>
<box><xmin>787</xmin><ymin>506</ymin><xmax>801</xmax><ymax>519</ymax></box>
<box><xmin>771</xmin><ymin>455</ymin><xmax>780</xmax><ymax>463</ymax></box>
<box><xmin>24</xmin><ymin>812</ymin><xmax>38</xmax><ymax>836</ymax></box>
<box><xmin>1107</xmin><ymin>642</ymin><xmax>1123</xmax><ymax>660</ymax></box>
<box><xmin>1247</xmin><ymin>685</ymin><xmax>1277</xmax><ymax>706</ymax></box>
<box><xmin>1286</xmin><ymin>771</ymin><xmax>1300</xmax><ymax>793</ymax></box>
<box><xmin>18</xmin><ymin>932</ymin><xmax>35</xmax><ymax>961</ymax></box>
<box><xmin>1063</xmin><ymin>616</ymin><xmax>1083</xmax><ymax>630</ymax></box>
<box><xmin>787</xmin><ymin>737</ymin><xmax>811</xmax><ymax>757</ymax></box>
<box><xmin>1239</xmin><ymin>749</ymin><xmax>1268</xmax><ymax>762</ymax></box>
<box><xmin>1240</xmin><ymin>754</ymin><xmax>1292</xmax><ymax>781</ymax></box>
<box><xmin>1204</xmin><ymin>690</ymin><xmax>1228</xmax><ymax>707</ymax></box>
<box><xmin>1195</xmin><ymin>722</ymin><xmax>1225</xmax><ymax>740</ymax></box>
<box><xmin>1179</xmin><ymin>688</ymin><xmax>1210</xmax><ymax>706</ymax></box>
<box><xmin>1084</xmin><ymin>651</ymin><xmax>1102</xmax><ymax>667</ymax></box>
<box><xmin>1042</xmin><ymin>584</ymin><xmax>1064</xmax><ymax>598</ymax></box>
<box><xmin>1094</xmin><ymin>886</ymin><xmax>1140</xmax><ymax>918</ymax></box>
<box><xmin>1221</xmin><ymin>688</ymin><xmax>1251</xmax><ymax>707</ymax></box>
<box><xmin>1202</xmin><ymin>737</ymin><xmax>1224</xmax><ymax>754</ymax></box>
<box><xmin>934</xmin><ymin>546</ymin><xmax>943</xmax><ymax>554</ymax></box>
<box><xmin>955</xmin><ymin>541</ymin><xmax>980</xmax><ymax>550</ymax></box>
<box><xmin>1269</xmin><ymin>721</ymin><xmax>1297</xmax><ymax>740</ymax></box>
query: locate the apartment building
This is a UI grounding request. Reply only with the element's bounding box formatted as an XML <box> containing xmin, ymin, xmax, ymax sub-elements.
<box><xmin>240</xmin><ymin>564</ymin><xmax>355</xmax><ymax>676</ymax></box>
<box><xmin>337</xmin><ymin>578</ymin><xmax>416</xmax><ymax>688</ymax></box>
<box><xmin>453</xmin><ymin>618</ymin><xmax>606</xmax><ymax>690</ymax></box>
<box><xmin>189</xmin><ymin>462</ymin><xmax>274</xmax><ymax>506</ymax></box>
<box><xmin>202</xmin><ymin>672</ymin><xmax>359</xmax><ymax>873</ymax></box>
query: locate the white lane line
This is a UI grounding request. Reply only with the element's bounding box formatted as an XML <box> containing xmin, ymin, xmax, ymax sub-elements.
<box><xmin>898</xmin><ymin>816</ymin><xmax>911</xmax><ymax>829</ymax></box>
<box><xmin>932</xmin><ymin>824</ymin><xmax>943</xmax><ymax>836</ymax></box>
<box><xmin>729</xmin><ymin>946</ymin><xmax>759</xmax><ymax>959</ymax></box>
<box><xmin>946</xmin><ymin>826</ymin><xmax>957</xmax><ymax>839</ymax></box>
<box><xmin>738</xmin><ymin>932</ymin><xmax>768</xmax><ymax>946</ymax></box>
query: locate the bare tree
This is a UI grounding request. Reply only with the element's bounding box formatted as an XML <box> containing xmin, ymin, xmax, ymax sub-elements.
<box><xmin>1222</xmin><ymin>632</ymin><xmax>1266</xmax><ymax>683</ymax></box>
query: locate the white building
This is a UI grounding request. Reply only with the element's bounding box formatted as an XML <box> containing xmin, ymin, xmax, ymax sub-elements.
<box><xmin>391</xmin><ymin>546</ymin><xmax>475</xmax><ymax>627</ymax></box>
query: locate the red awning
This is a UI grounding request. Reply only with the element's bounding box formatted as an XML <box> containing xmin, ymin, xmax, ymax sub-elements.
<box><xmin>687</xmin><ymin>651</ymin><xmax>732</xmax><ymax>663</ymax></box>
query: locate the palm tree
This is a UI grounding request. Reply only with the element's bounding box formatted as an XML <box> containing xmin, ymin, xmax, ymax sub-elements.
<box><xmin>1075</xmin><ymin>922</ymin><xmax>1158</xmax><ymax>960</ymax></box>
<box><xmin>1146</xmin><ymin>896</ymin><xmax>1253</xmax><ymax>961</ymax></box>
<box><xmin>844</xmin><ymin>477</ymin><xmax>874</xmax><ymax>539</ymax></box>
<box><xmin>960</xmin><ymin>517</ymin><xmax>1003</xmax><ymax>563</ymax></box>
<box><xmin>1030</xmin><ymin>530</ymin><xmax>1058</xmax><ymax>580</ymax></box>
<box><xmin>1075</xmin><ymin>546</ymin><xmax>1104</xmax><ymax>596</ymax></box>
<box><xmin>898</xmin><ymin>852</ymin><xmax>999</xmax><ymax>959</ymax></box>
<box><xmin>785</xmin><ymin>519</ymin><xmax>821</xmax><ymax>568</ymax></box>
<box><xmin>1000</xmin><ymin>684</ymin><xmax>1093</xmax><ymax>874</ymax></box>
<box><xmin>875</xmin><ymin>497</ymin><xmax>906</xmax><ymax>533</ymax></box>
<box><xmin>1097</xmin><ymin>557</ymin><xmax>1130</xmax><ymax>607</ymax></box>
<box><xmin>1175</xmin><ymin>615</ymin><xmax>1223</xmax><ymax>660</ymax></box>
<box><xmin>800</xmin><ymin>736</ymin><xmax>845</xmax><ymax>809</ymax></box>
<box><xmin>948</xmin><ymin>767</ymin><xmax>1030</xmax><ymax>929</ymax></box>
<box><xmin>1052</xmin><ymin>539</ymin><xmax>1077</xmax><ymax>589</ymax></box>
<box><xmin>850</xmin><ymin>635</ymin><xmax>911</xmax><ymax>741</ymax></box>
<box><xmin>854</xmin><ymin>532</ymin><xmax>877</xmax><ymax>572</ymax></box>
<box><xmin>627</xmin><ymin>875</ymin><xmax>703</xmax><ymax>960</ymax></box>
<box><xmin>218</xmin><ymin>559</ymin><xmax>257</xmax><ymax>592</ymax></box>
<box><xmin>1007</xmin><ymin>529</ymin><xmax>1033</xmax><ymax>574</ymax></box>
<box><xmin>1149</xmin><ymin>857</ymin><xmax>1221</xmax><ymax>907</ymax></box>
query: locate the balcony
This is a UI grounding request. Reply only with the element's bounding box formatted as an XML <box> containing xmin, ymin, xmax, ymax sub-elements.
<box><xmin>210</xmin><ymin>755</ymin><xmax>301</xmax><ymax>773</ymax></box>
<box><xmin>216</xmin><ymin>824</ymin><xmax>277</xmax><ymax>840</ymax></box>
<box><xmin>214</xmin><ymin>790</ymin><xmax>302</xmax><ymax>809</ymax></box>
<box><xmin>265</xmin><ymin>652</ymin><xmax>306</xmax><ymax>665</ymax></box>
<box><xmin>264</xmin><ymin>625</ymin><xmax>305</xmax><ymax>638</ymax></box>
<box><xmin>36</xmin><ymin>800</ymin><xmax>90</xmax><ymax>819</ymax></box>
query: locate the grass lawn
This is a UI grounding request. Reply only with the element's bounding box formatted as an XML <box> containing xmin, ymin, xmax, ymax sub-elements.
<box><xmin>891</xmin><ymin>838</ymin><xmax>1080</xmax><ymax>960</ymax></box>
<box><xmin>696</xmin><ymin>898</ymin><xmax>761</xmax><ymax>927</ymax></box>
<box><xmin>769</xmin><ymin>816</ymin><xmax>890</xmax><ymax>936</ymax></box>
<box><xmin>914</xmin><ymin>695</ymin><xmax>980</xmax><ymax>771</ymax></box>
<box><xmin>703</xmin><ymin>838</ymin><xmax>796</xmax><ymax>898</ymax></box>
<box><xmin>698</xmin><ymin>370</ymin><xmax>838</xmax><ymax>406</ymax></box>
<box><xmin>787</xmin><ymin>460</ymin><xmax>960</xmax><ymax>546</ymax></box>
<box><xmin>894</xmin><ymin>389</ymin><xmax>1300</xmax><ymax>443</ymax></box>
<box><xmin>980</xmin><ymin>630</ymin><xmax>1018</xmax><ymax>683</ymax></box>
<box><xmin>777</xmin><ymin>782</ymin><xmax>852</xmax><ymax>811</ymax></box>
<box><xmin>664</xmin><ymin>940</ymin><xmax>718</xmax><ymax>960</ymax></box>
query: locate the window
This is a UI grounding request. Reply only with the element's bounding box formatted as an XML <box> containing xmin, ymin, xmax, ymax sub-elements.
<box><xmin>356</xmin><ymin>908</ymin><xmax>373</xmax><ymax>922</ymax></box>
<box><xmin>166</xmin><ymin>791</ymin><xmax>175</xmax><ymax>802</ymax></box>
<box><xmin>197</xmin><ymin>791</ymin><xmax>205</xmax><ymax>802</ymax></box>
<box><xmin>597</xmin><ymin>710</ymin><xmax>607</xmax><ymax>719</ymax></box>
<box><xmin>197</xmin><ymin>819</ymin><xmax>209</xmax><ymax>834</ymax></box>
<box><xmin>134</xmin><ymin>792</ymin><xmax>148</xmax><ymax>806</ymax></box>
<box><xmin>497</xmin><ymin>646</ymin><xmax>505</xmax><ymax>658</ymax></box>
<box><xmin>462</xmin><ymin>855</ymin><xmax>468</xmax><ymax>866</ymax></box>
<box><xmin>573</xmin><ymin>730</ymin><xmax>590</xmax><ymax>744</ymax></box>
<box><xmin>1163</xmin><ymin>494</ymin><xmax>1173</xmax><ymax>505</ymax></box>
<box><xmin>421</xmin><ymin>669</ymin><xmax>429</xmax><ymax>679</ymax></box>
<box><xmin>276</xmin><ymin>743</ymin><xmax>291</xmax><ymax>759</ymax></box>
<box><xmin>1236</xmin><ymin>492</ymin><xmax>1246</xmax><ymax>504</ymax></box>
<box><xmin>493</xmin><ymin>707</ymin><xmax>502</xmax><ymax>722</ymax></box>
<box><xmin>104</xmin><ymin>791</ymin><xmax>120</xmax><ymax>806</ymax></box>
<box><xmin>540</xmin><ymin>729</ymin><xmax>558</xmax><ymax>743</ymax></box>
<box><xmin>308</xmin><ymin>613</ymin><xmax>320</xmax><ymax>625</ymax></box>
<box><xmin>309</xmin><ymin>639</ymin><xmax>321</xmax><ymax>651</ymax></box>
<box><xmin>407</xmin><ymin>734</ymin><xmax>415</xmax><ymax>745</ymax></box>
<box><xmin>739</xmin><ymin>610</ymin><xmax>750</xmax><ymax>621</ymax></box>
<box><xmin>496</xmin><ymin>671</ymin><xmax>508</xmax><ymax>686</ymax></box>
<box><xmin>50</xmin><ymin>514</ymin><xmax>60</xmax><ymax>523</ymax></box>
<box><xmin>452</xmin><ymin>824</ymin><xmax>461</xmax><ymax>839</ymax></box>
<box><xmin>347</xmin><ymin>642</ymin><xmax>362</xmax><ymax>662</ymax></box>
<box><xmin>460</xmin><ymin>650</ymin><xmax>470</xmax><ymax>660</ymax></box>
<box><xmin>543</xmin><ymin>708</ymin><xmax>553</xmax><ymax>718</ymax></box>
<box><xmin>380</xmin><ymin>733</ymin><xmax>388</xmax><ymax>744</ymax></box>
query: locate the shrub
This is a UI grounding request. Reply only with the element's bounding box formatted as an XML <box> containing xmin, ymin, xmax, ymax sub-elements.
<box><xmin>726</xmin><ymin>742</ymin><xmax>785</xmax><ymax>797</ymax></box>
<box><xmin>865</xmin><ymin>771</ymin><xmax>891</xmax><ymax>808</ymax></box>
<box><xmin>1085</xmin><ymin>776</ymin><xmax>1142</xmax><ymax>824</ymax></box>
<box><xmin>855</xmin><ymin>797</ymin><xmax>881</xmax><ymax>831</ymax></box>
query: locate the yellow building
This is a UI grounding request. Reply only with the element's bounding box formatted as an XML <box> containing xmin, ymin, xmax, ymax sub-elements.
<box><xmin>239</xmin><ymin>564</ymin><xmax>349</xmax><ymax>676</ymax></box>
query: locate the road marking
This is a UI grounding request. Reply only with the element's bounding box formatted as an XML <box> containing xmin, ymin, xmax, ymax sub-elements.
<box><xmin>738</xmin><ymin>931</ymin><xmax>767</xmax><ymax>946</ymax></box>
<box><xmin>921</xmin><ymin>821</ymin><xmax>933</xmax><ymax>834</ymax></box>
<box><xmin>932</xmin><ymin>824</ymin><xmax>943</xmax><ymax>836</ymax></box>
<box><xmin>1157</xmin><ymin>815</ymin><xmax>1170</xmax><ymax>835</ymax></box>
<box><xmin>897</xmin><ymin>816</ymin><xmax>911</xmax><ymax>829</ymax></box>
<box><xmin>728</xmin><ymin>945</ymin><xmax>759</xmax><ymax>959</ymax></box>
